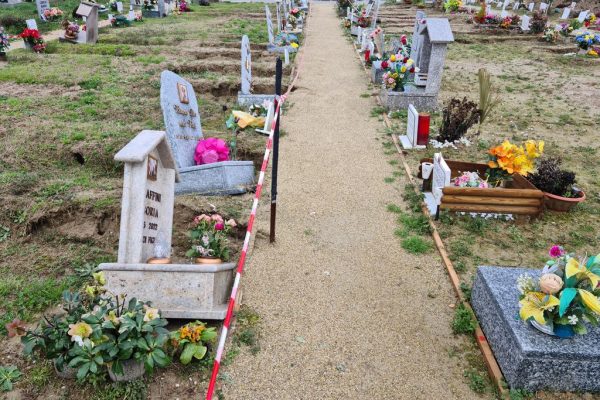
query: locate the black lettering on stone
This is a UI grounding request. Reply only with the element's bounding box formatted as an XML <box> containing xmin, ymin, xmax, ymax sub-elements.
<box><xmin>146</xmin><ymin>190</ymin><xmax>162</xmax><ymax>203</ymax></box>
<box><xmin>145</xmin><ymin>206</ymin><xmax>158</xmax><ymax>218</ymax></box>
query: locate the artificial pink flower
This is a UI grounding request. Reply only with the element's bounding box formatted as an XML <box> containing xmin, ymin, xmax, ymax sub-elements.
<box><xmin>194</xmin><ymin>138</ymin><xmax>230</xmax><ymax>166</ymax></box>
<box><xmin>549</xmin><ymin>245</ymin><xmax>565</xmax><ymax>258</ymax></box>
<box><xmin>215</xmin><ymin>223</ymin><xmax>224</xmax><ymax>231</ymax></box>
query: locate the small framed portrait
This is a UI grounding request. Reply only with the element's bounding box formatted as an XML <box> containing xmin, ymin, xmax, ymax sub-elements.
<box><xmin>147</xmin><ymin>155</ymin><xmax>158</xmax><ymax>181</ymax></box>
<box><xmin>177</xmin><ymin>82</ymin><xmax>189</xmax><ymax>104</ymax></box>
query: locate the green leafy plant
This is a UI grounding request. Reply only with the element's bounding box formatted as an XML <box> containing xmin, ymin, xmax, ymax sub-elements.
<box><xmin>478</xmin><ymin>68</ymin><xmax>500</xmax><ymax>126</ymax></box>
<box><xmin>464</xmin><ymin>368</ymin><xmax>487</xmax><ymax>393</ymax></box>
<box><xmin>401</xmin><ymin>236</ymin><xmax>432</xmax><ymax>254</ymax></box>
<box><xmin>0</xmin><ymin>365</ymin><xmax>22</xmax><ymax>392</ymax></box>
<box><xmin>169</xmin><ymin>321</ymin><xmax>217</xmax><ymax>364</ymax></box>
<box><xmin>452</xmin><ymin>303</ymin><xmax>477</xmax><ymax>334</ymax></box>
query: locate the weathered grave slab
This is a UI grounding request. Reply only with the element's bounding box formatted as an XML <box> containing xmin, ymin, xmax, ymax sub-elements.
<box><xmin>160</xmin><ymin>71</ymin><xmax>255</xmax><ymax>195</ymax></box>
<box><xmin>472</xmin><ymin>266</ymin><xmax>600</xmax><ymax>392</ymax></box>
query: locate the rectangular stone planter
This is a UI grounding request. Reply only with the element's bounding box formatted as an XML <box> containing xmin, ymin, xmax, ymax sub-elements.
<box><xmin>472</xmin><ymin>266</ymin><xmax>600</xmax><ymax>392</ymax></box>
<box><xmin>99</xmin><ymin>262</ymin><xmax>236</xmax><ymax>320</ymax></box>
<box><xmin>379</xmin><ymin>87</ymin><xmax>438</xmax><ymax>111</ymax></box>
<box><xmin>176</xmin><ymin>160</ymin><xmax>255</xmax><ymax>196</ymax></box>
<box><xmin>237</xmin><ymin>92</ymin><xmax>275</xmax><ymax>107</ymax></box>
<box><xmin>419</xmin><ymin>159</ymin><xmax>544</xmax><ymax>217</ymax></box>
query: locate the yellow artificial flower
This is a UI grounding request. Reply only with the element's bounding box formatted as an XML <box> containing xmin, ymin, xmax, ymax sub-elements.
<box><xmin>566</xmin><ymin>257</ymin><xmax>600</xmax><ymax>288</ymax></box>
<box><xmin>519</xmin><ymin>292</ymin><xmax>559</xmax><ymax>324</ymax></box>
<box><xmin>93</xmin><ymin>272</ymin><xmax>106</xmax><ymax>286</ymax></box>
<box><xmin>579</xmin><ymin>289</ymin><xmax>600</xmax><ymax>314</ymax></box>
<box><xmin>390</xmin><ymin>54</ymin><xmax>396</xmax><ymax>62</ymax></box>
<box><xmin>290</xmin><ymin>42</ymin><xmax>299</xmax><ymax>49</ymax></box>
<box><xmin>400</xmin><ymin>65</ymin><xmax>407</xmax><ymax>73</ymax></box>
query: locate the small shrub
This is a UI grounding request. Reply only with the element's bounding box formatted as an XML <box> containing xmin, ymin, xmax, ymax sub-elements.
<box><xmin>452</xmin><ymin>303</ymin><xmax>476</xmax><ymax>334</ymax></box>
<box><xmin>530</xmin><ymin>11</ymin><xmax>547</xmax><ymax>34</ymax></box>
<box><xmin>401</xmin><ymin>236</ymin><xmax>432</xmax><ymax>254</ymax></box>
<box><xmin>398</xmin><ymin>213</ymin><xmax>431</xmax><ymax>235</ymax></box>
<box><xmin>386</xmin><ymin>204</ymin><xmax>403</xmax><ymax>214</ymax></box>
<box><xmin>437</xmin><ymin>97</ymin><xmax>480</xmax><ymax>142</ymax></box>
<box><xmin>527</xmin><ymin>157</ymin><xmax>577</xmax><ymax>197</ymax></box>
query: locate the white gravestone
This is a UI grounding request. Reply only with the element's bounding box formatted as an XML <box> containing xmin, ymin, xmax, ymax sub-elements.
<box><xmin>128</xmin><ymin>6</ymin><xmax>135</xmax><ymax>20</ymax></box>
<box><xmin>240</xmin><ymin>35</ymin><xmax>252</xmax><ymax>95</ymax></box>
<box><xmin>256</xmin><ymin>100</ymin><xmax>275</xmax><ymax>136</ymax></box>
<box><xmin>527</xmin><ymin>2</ymin><xmax>534</xmax><ymax>11</ymax></box>
<box><xmin>113</xmin><ymin>130</ymin><xmax>178</xmax><ymax>264</ymax></box>
<box><xmin>116</xmin><ymin>1</ymin><xmax>123</xmax><ymax>12</ymax></box>
<box><xmin>496</xmin><ymin>1</ymin><xmax>502</xmax><ymax>9</ymax></box>
<box><xmin>512</xmin><ymin>1</ymin><xmax>520</xmax><ymax>10</ymax></box>
<box><xmin>399</xmin><ymin>104</ymin><xmax>425</xmax><ymax>150</ymax></box>
<box><xmin>432</xmin><ymin>152</ymin><xmax>450</xmax><ymax>205</ymax></box>
<box><xmin>265</xmin><ymin>5</ymin><xmax>274</xmax><ymax>44</ymax></box>
<box><xmin>577</xmin><ymin>10</ymin><xmax>589</xmax><ymax>23</ymax></box>
<box><xmin>36</xmin><ymin>0</ymin><xmax>50</xmax><ymax>20</ymax></box>
<box><xmin>560</xmin><ymin>7</ymin><xmax>570</xmax><ymax>19</ymax></box>
<box><xmin>26</xmin><ymin>19</ymin><xmax>38</xmax><ymax>30</ymax></box>
<box><xmin>521</xmin><ymin>15</ymin><xmax>530</xmax><ymax>31</ymax></box>
<box><xmin>539</xmin><ymin>2</ymin><xmax>548</xmax><ymax>12</ymax></box>
<box><xmin>284</xmin><ymin>48</ymin><xmax>289</xmax><ymax>66</ymax></box>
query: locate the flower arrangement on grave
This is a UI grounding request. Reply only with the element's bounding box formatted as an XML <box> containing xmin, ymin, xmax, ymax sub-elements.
<box><xmin>556</xmin><ymin>22</ymin><xmax>574</xmax><ymax>37</ymax></box>
<box><xmin>588</xmin><ymin>47</ymin><xmax>599</xmax><ymax>57</ymax></box>
<box><xmin>169</xmin><ymin>321</ymin><xmax>217</xmax><ymax>364</ymax></box>
<box><xmin>248</xmin><ymin>102</ymin><xmax>268</xmax><ymax>118</ymax></box>
<box><xmin>486</xmin><ymin>139</ymin><xmax>544</xmax><ymax>186</ymax></box>
<box><xmin>0</xmin><ymin>27</ymin><xmax>10</xmax><ymax>57</ymax></box>
<box><xmin>575</xmin><ymin>32</ymin><xmax>600</xmax><ymax>50</ymax></box>
<box><xmin>499</xmin><ymin>15</ymin><xmax>520</xmax><ymax>29</ymax></box>
<box><xmin>443</xmin><ymin>0</ymin><xmax>462</xmax><ymax>13</ymax></box>
<box><xmin>15</xmin><ymin>272</ymin><xmax>171</xmax><ymax>380</ymax></box>
<box><xmin>179</xmin><ymin>0</ymin><xmax>191</xmax><ymax>12</ymax></box>
<box><xmin>437</xmin><ymin>97</ymin><xmax>480</xmax><ymax>143</ymax></box>
<box><xmin>452</xmin><ymin>171</ymin><xmax>489</xmax><ymax>188</ymax></box>
<box><xmin>43</xmin><ymin>7</ymin><xmax>64</xmax><ymax>21</ymax></box>
<box><xmin>543</xmin><ymin>26</ymin><xmax>559</xmax><ymax>43</ymax></box>
<box><xmin>62</xmin><ymin>20</ymin><xmax>80</xmax><ymax>39</ymax></box>
<box><xmin>185</xmin><ymin>214</ymin><xmax>236</xmax><ymax>263</ymax></box>
<box><xmin>274</xmin><ymin>32</ymin><xmax>299</xmax><ymax>48</ymax></box>
<box><xmin>288</xmin><ymin>14</ymin><xmax>298</xmax><ymax>29</ymax></box>
<box><xmin>517</xmin><ymin>246</ymin><xmax>600</xmax><ymax>338</ymax></box>
<box><xmin>19</xmin><ymin>28</ymin><xmax>46</xmax><ymax>53</ymax></box>
<box><xmin>584</xmin><ymin>13</ymin><xmax>597</xmax><ymax>28</ymax></box>
<box><xmin>344</xmin><ymin>19</ymin><xmax>351</xmax><ymax>28</ymax></box>
<box><xmin>194</xmin><ymin>138</ymin><xmax>230</xmax><ymax>165</ymax></box>
<box><xmin>530</xmin><ymin>11</ymin><xmax>548</xmax><ymax>34</ymax></box>
<box><xmin>111</xmin><ymin>15</ymin><xmax>132</xmax><ymax>27</ymax></box>
<box><xmin>473</xmin><ymin>3</ymin><xmax>486</xmax><ymax>24</ymax></box>
<box><xmin>357</xmin><ymin>11</ymin><xmax>371</xmax><ymax>28</ymax></box>
<box><xmin>382</xmin><ymin>56</ymin><xmax>417</xmax><ymax>92</ymax></box>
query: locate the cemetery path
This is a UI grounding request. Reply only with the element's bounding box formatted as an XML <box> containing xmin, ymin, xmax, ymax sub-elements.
<box><xmin>221</xmin><ymin>4</ymin><xmax>479</xmax><ymax>399</ymax></box>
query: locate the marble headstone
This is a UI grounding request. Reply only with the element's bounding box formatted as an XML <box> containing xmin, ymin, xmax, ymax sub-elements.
<box><xmin>399</xmin><ymin>104</ymin><xmax>425</xmax><ymax>150</ymax></box>
<box><xmin>160</xmin><ymin>70</ymin><xmax>203</xmax><ymax>170</ymax></box>
<box><xmin>113</xmin><ymin>130</ymin><xmax>178</xmax><ymax>264</ymax></box>
<box><xmin>409</xmin><ymin>11</ymin><xmax>427</xmax><ymax>66</ymax></box>
<box><xmin>240</xmin><ymin>35</ymin><xmax>252</xmax><ymax>95</ymax></box>
<box><xmin>577</xmin><ymin>10</ymin><xmax>589</xmax><ymax>23</ymax></box>
<box><xmin>512</xmin><ymin>1</ymin><xmax>520</xmax><ymax>10</ymax></box>
<box><xmin>560</xmin><ymin>7</ymin><xmax>570</xmax><ymax>19</ymax></box>
<box><xmin>521</xmin><ymin>15</ymin><xmax>530</xmax><ymax>31</ymax></box>
<box><xmin>539</xmin><ymin>2</ymin><xmax>548</xmax><ymax>12</ymax></box>
<box><xmin>432</xmin><ymin>152</ymin><xmax>450</xmax><ymax>204</ymax></box>
<box><xmin>26</xmin><ymin>19</ymin><xmax>38</xmax><ymax>30</ymax></box>
<box><xmin>36</xmin><ymin>0</ymin><xmax>50</xmax><ymax>19</ymax></box>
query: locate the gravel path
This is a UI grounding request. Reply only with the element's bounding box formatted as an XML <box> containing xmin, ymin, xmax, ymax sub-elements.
<box><xmin>222</xmin><ymin>4</ymin><xmax>480</xmax><ymax>399</ymax></box>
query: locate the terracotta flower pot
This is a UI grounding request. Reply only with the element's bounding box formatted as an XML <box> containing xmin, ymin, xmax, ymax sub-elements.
<box><xmin>195</xmin><ymin>257</ymin><xmax>223</xmax><ymax>264</ymax></box>
<box><xmin>543</xmin><ymin>190</ymin><xmax>585</xmax><ymax>212</ymax></box>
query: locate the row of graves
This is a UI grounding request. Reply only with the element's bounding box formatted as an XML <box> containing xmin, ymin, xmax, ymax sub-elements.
<box><xmin>343</xmin><ymin>4</ymin><xmax>599</xmax><ymax>396</ymax></box>
<box><xmin>4</xmin><ymin>1</ymin><xmax>307</xmax><ymax>385</ymax></box>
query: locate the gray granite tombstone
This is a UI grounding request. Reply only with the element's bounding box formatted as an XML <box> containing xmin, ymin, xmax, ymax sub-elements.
<box><xmin>409</xmin><ymin>11</ymin><xmax>427</xmax><ymax>64</ymax></box>
<box><xmin>76</xmin><ymin>2</ymin><xmax>99</xmax><ymax>44</ymax></box>
<box><xmin>381</xmin><ymin>18</ymin><xmax>454</xmax><ymax>111</ymax></box>
<box><xmin>99</xmin><ymin>130</ymin><xmax>236</xmax><ymax>320</ymax></box>
<box><xmin>472</xmin><ymin>266</ymin><xmax>600</xmax><ymax>392</ymax></box>
<box><xmin>237</xmin><ymin>35</ymin><xmax>276</xmax><ymax>106</ymax></box>
<box><xmin>160</xmin><ymin>70</ymin><xmax>255</xmax><ymax>195</ymax></box>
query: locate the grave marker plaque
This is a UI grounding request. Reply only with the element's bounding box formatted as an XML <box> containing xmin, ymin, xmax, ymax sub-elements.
<box><xmin>539</xmin><ymin>2</ymin><xmax>548</xmax><ymax>12</ymax></box>
<box><xmin>432</xmin><ymin>153</ymin><xmax>450</xmax><ymax>205</ymax></box>
<box><xmin>577</xmin><ymin>10</ymin><xmax>589</xmax><ymax>23</ymax></box>
<box><xmin>521</xmin><ymin>14</ymin><xmax>530</xmax><ymax>31</ymax></box>
<box><xmin>36</xmin><ymin>0</ymin><xmax>50</xmax><ymax>19</ymax></box>
<box><xmin>512</xmin><ymin>1</ymin><xmax>520</xmax><ymax>10</ymax></box>
<box><xmin>240</xmin><ymin>35</ymin><xmax>252</xmax><ymax>95</ymax></box>
<box><xmin>76</xmin><ymin>2</ymin><xmax>99</xmax><ymax>44</ymax></box>
<box><xmin>26</xmin><ymin>19</ymin><xmax>38</xmax><ymax>30</ymax></box>
<box><xmin>527</xmin><ymin>2</ymin><xmax>534</xmax><ymax>11</ymax></box>
<box><xmin>560</xmin><ymin>7</ymin><xmax>570</xmax><ymax>19</ymax></box>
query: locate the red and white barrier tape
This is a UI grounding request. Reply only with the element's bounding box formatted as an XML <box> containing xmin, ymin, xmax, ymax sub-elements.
<box><xmin>205</xmin><ymin>95</ymin><xmax>286</xmax><ymax>400</ymax></box>
<box><xmin>205</xmin><ymin>3</ymin><xmax>311</xmax><ymax>396</ymax></box>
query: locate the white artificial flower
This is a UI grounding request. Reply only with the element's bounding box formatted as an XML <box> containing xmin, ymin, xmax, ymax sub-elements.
<box><xmin>568</xmin><ymin>315</ymin><xmax>579</xmax><ymax>325</ymax></box>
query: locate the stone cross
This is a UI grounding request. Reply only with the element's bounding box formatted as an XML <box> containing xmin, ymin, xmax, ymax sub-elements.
<box><xmin>76</xmin><ymin>2</ymin><xmax>99</xmax><ymax>44</ymax></box>
<box><xmin>240</xmin><ymin>35</ymin><xmax>252</xmax><ymax>95</ymax></box>
<box><xmin>113</xmin><ymin>130</ymin><xmax>178</xmax><ymax>264</ymax></box>
<box><xmin>265</xmin><ymin>5</ymin><xmax>274</xmax><ymax>44</ymax></box>
<box><xmin>432</xmin><ymin>152</ymin><xmax>450</xmax><ymax>205</ymax></box>
<box><xmin>160</xmin><ymin>71</ymin><xmax>203</xmax><ymax>170</ymax></box>
<box><xmin>36</xmin><ymin>0</ymin><xmax>50</xmax><ymax>20</ymax></box>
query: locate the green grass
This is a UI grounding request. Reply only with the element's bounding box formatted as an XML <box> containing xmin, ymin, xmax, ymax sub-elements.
<box><xmin>464</xmin><ymin>369</ymin><xmax>488</xmax><ymax>394</ymax></box>
<box><xmin>400</xmin><ymin>236</ymin><xmax>432</xmax><ymax>254</ymax></box>
<box><xmin>452</xmin><ymin>303</ymin><xmax>477</xmax><ymax>335</ymax></box>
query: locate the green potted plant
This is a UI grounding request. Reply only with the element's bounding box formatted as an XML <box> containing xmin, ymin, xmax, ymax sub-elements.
<box><xmin>169</xmin><ymin>321</ymin><xmax>217</xmax><ymax>364</ymax></box>
<box><xmin>186</xmin><ymin>214</ymin><xmax>236</xmax><ymax>264</ymax></box>
<box><xmin>527</xmin><ymin>157</ymin><xmax>585</xmax><ymax>211</ymax></box>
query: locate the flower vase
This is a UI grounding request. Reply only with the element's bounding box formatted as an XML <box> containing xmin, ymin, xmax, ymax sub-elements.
<box><xmin>195</xmin><ymin>257</ymin><xmax>223</xmax><ymax>264</ymax></box>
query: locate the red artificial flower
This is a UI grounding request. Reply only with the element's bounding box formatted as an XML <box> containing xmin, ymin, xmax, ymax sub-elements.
<box><xmin>410</xmin><ymin>67</ymin><xmax>415</xmax><ymax>73</ymax></box>
<box><xmin>20</xmin><ymin>28</ymin><xmax>41</xmax><ymax>40</ymax></box>
<box><xmin>403</xmin><ymin>57</ymin><xmax>409</xmax><ymax>63</ymax></box>
<box><xmin>381</xmin><ymin>60</ymin><xmax>389</xmax><ymax>69</ymax></box>
<box><xmin>401</xmin><ymin>35</ymin><xmax>408</xmax><ymax>45</ymax></box>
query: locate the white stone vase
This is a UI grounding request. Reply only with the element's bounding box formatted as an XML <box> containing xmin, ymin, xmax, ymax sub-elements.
<box><xmin>421</xmin><ymin>162</ymin><xmax>433</xmax><ymax>179</ymax></box>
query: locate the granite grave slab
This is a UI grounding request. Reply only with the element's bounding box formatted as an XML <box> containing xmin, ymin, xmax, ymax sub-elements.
<box><xmin>472</xmin><ymin>266</ymin><xmax>600</xmax><ymax>392</ymax></box>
